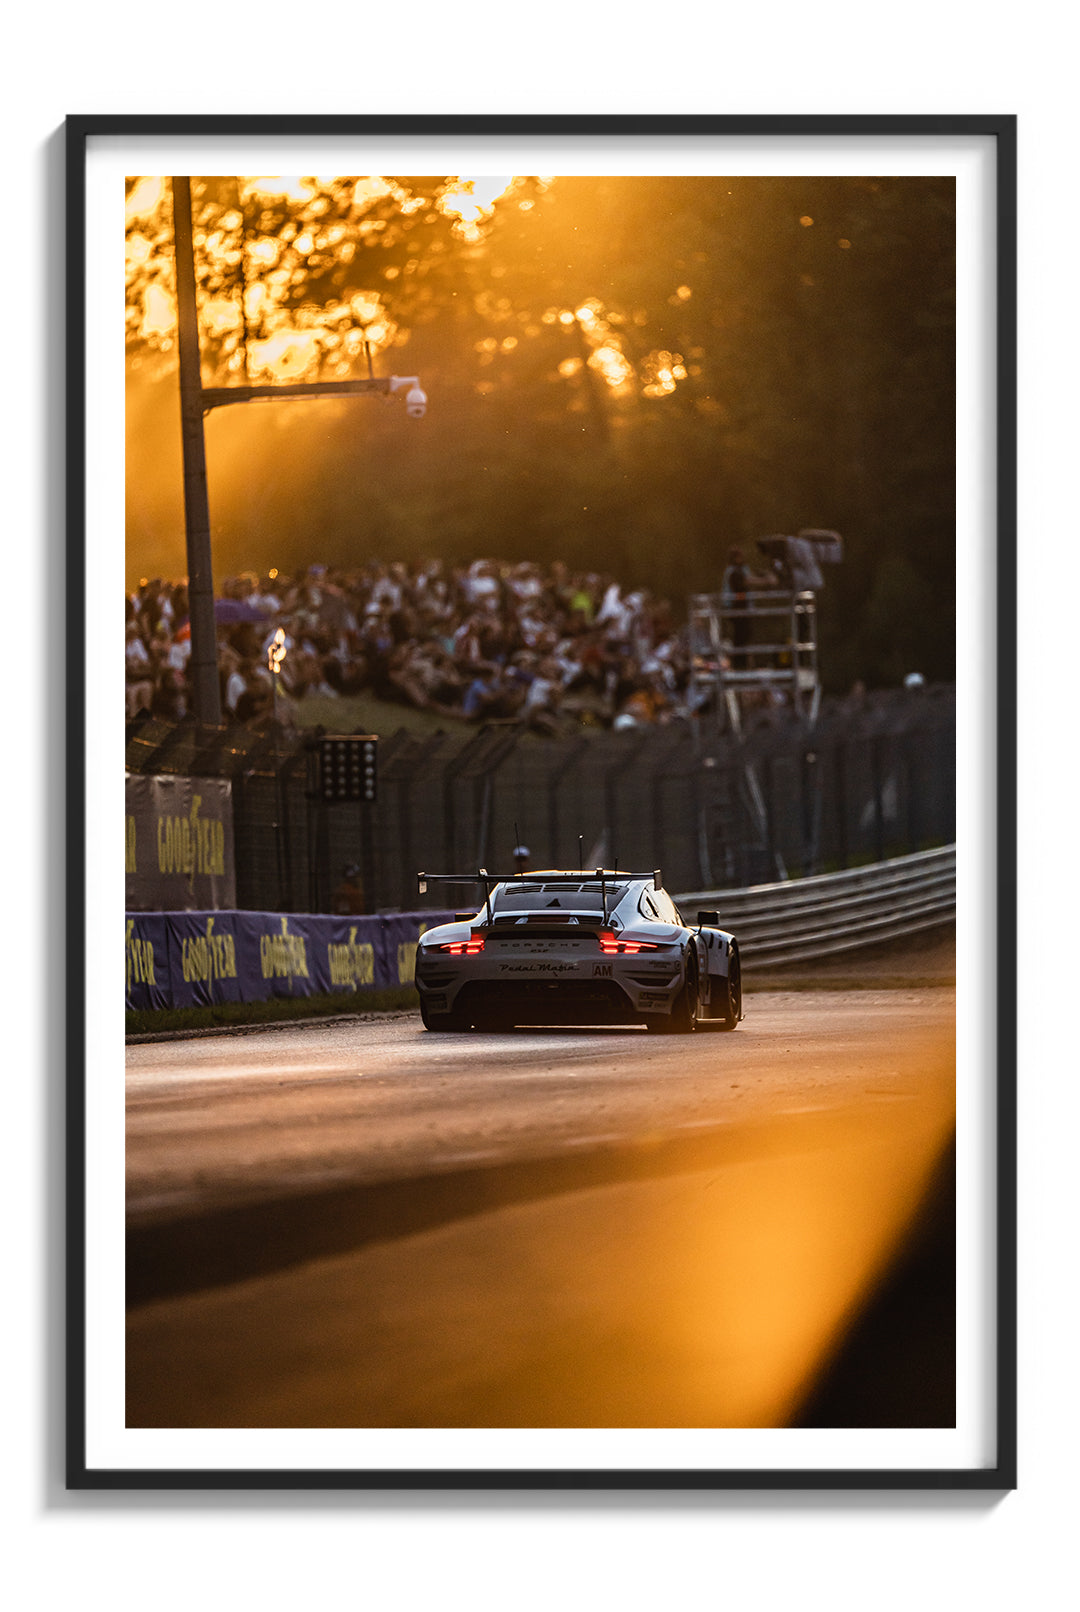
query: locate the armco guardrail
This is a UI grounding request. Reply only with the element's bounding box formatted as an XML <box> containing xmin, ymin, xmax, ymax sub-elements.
<box><xmin>675</xmin><ymin>845</ymin><xmax>955</xmax><ymax>970</ymax></box>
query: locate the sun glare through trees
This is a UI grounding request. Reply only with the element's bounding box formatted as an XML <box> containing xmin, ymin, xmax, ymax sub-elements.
<box><xmin>125</xmin><ymin>172</ymin><xmax>955</xmax><ymax>689</ymax></box>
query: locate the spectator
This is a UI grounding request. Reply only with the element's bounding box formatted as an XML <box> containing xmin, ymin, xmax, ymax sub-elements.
<box><xmin>332</xmin><ymin>863</ymin><xmax>366</xmax><ymax>915</ymax></box>
<box><xmin>125</xmin><ymin>622</ymin><xmax>154</xmax><ymax>716</ymax></box>
<box><xmin>721</xmin><ymin>545</ymin><xmax>773</xmax><ymax>663</ymax></box>
<box><xmin>150</xmin><ymin>665</ymin><xmax>188</xmax><ymax>721</ymax></box>
<box><xmin>521</xmin><ymin>658</ymin><xmax>562</xmax><ymax>734</ymax></box>
<box><xmin>461</xmin><ymin>668</ymin><xmax>500</xmax><ymax>721</ymax></box>
<box><xmin>222</xmin><ymin>650</ymin><xmax>249</xmax><ymax>715</ymax></box>
<box><xmin>124</xmin><ymin>554</ymin><xmax>723</xmax><ymax>734</ymax></box>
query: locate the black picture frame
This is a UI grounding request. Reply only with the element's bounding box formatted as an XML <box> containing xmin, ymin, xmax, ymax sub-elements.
<box><xmin>67</xmin><ymin>114</ymin><xmax>1016</xmax><ymax>1491</ymax></box>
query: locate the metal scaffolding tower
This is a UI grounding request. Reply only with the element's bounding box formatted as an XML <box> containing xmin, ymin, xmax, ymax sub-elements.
<box><xmin>688</xmin><ymin>589</ymin><xmax>822</xmax><ymax>736</ymax></box>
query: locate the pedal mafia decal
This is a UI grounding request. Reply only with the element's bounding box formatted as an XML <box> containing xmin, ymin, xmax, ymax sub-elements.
<box><xmin>497</xmin><ymin>960</ymin><xmax>577</xmax><ymax>974</ymax></box>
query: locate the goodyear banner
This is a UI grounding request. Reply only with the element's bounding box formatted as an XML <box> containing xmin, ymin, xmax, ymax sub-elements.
<box><xmin>125</xmin><ymin>909</ymin><xmax>454</xmax><ymax>1012</ymax></box>
<box><xmin>126</xmin><ymin>774</ymin><xmax>236</xmax><ymax>912</ymax></box>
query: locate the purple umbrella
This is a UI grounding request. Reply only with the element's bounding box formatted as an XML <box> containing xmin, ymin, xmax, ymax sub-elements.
<box><xmin>214</xmin><ymin>598</ymin><xmax>270</xmax><ymax>624</ymax></box>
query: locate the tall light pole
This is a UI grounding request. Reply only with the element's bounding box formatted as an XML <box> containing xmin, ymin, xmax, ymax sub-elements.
<box><xmin>172</xmin><ymin>176</ymin><xmax>221</xmax><ymax>725</ymax></box>
<box><xmin>169</xmin><ymin>176</ymin><xmax>429</xmax><ymax>727</ymax></box>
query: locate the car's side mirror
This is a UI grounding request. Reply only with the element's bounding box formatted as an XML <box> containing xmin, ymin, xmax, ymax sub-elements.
<box><xmin>697</xmin><ymin>909</ymin><xmax>719</xmax><ymax>928</ymax></box>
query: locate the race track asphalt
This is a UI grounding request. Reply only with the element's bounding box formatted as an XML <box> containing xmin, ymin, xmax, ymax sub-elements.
<box><xmin>124</xmin><ymin>983</ymin><xmax>956</xmax><ymax>1432</ymax></box>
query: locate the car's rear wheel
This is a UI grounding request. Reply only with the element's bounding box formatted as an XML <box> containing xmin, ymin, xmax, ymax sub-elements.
<box><xmin>419</xmin><ymin>999</ymin><xmax>467</xmax><ymax>1031</ymax></box>
<box><xmin>647</xmin><ymin>951</ymin><xmax>699</xmax><ymax>1034</ymax></box>
<box><xmin>716</xmin><ymin>948</ymin><xmax>742</xmax><ymax>1031</ymax></box>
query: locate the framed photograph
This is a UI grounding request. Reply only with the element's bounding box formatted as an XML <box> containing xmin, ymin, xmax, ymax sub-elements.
<box><xmin>68</xmin><ymin>115</ymin><xmax>1016</xmax><ymax>1489</ymax></box>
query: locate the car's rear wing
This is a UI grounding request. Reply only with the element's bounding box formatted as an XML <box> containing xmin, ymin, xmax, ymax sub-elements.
<box><xmin>417</xmin><ymin>868</ymin><xmax>663</xmax><ymax>927</ymax></box>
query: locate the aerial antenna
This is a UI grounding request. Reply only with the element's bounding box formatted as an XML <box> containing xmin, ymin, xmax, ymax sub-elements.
<box><xmin>578</xmin><ymin>835</ymin><xmax>583</xmax><ymax>873</ymax></box>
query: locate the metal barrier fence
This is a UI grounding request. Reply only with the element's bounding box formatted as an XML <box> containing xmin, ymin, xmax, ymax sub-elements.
<box><xmin>125</xmin><ymin>684</ymin><xmax>955</xmax><ymax>916</ymax></box>
<box><xmin>675</xmin><ymin>844</ymin><xmax>956</xmax><ymax>971</ymax></box>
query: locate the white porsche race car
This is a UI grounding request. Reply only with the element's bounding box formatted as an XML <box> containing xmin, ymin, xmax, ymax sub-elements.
<box><xmin>414</xmin><ymin>868</ymin><xmax>742</xmax><ymax>1033</ymax></box>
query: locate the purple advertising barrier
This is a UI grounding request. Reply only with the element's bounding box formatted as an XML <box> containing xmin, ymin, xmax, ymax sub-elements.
<box><xmin>124</xmin><ymin>914</ymin><xmax>174</xmax><ymax>1012</ymax></box>
<box><xmin>379</xmin><ymin>912</ymin><xmax>448</xmax><ymax>990</ymax></box>
<box><xmin>162</xmin><ymin>911</ymin><xmax>249</xmax><ymax>1009</ymax></box>
<box><xmin>125</xmin><ymin>910</ymin><xmax>456</xmax><ymax>1012</ymax></box>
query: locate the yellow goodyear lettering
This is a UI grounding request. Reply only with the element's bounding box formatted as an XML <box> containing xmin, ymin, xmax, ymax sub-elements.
<box><xmin>156</xmin><ymin>794</ymin><xmax>226</xmax><ymax>877</ymax></box>
<box><xmin>125</xmin><ymin>917</ymin><xmax>156</xmax><ymax>995</ymax></box>
<box><xmin>125</xmin><ymin>816</ymin><xmax>137</xmax><ymax>874</ymax></box>
<box><xmin>327</xmin><ymin>926</ymin><xmax>375</xmax><ymax>992</ymax></box>
<box><xmin>180</xmin><ymin>915</ymin><xmax>238</xmax><ymax>987</ymax></box>
<box><xmin>259</xmin><ymin>915</ymin><xmax>310</xmax><ymax>982</ymax></box>
<box><xmin>396</xmin><ymin>924</ymin><xmax>428</xmax><ymax>984</ymax></box>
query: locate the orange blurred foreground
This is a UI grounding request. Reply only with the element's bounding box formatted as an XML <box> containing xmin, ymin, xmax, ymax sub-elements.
<box><xmin>127</xmin><ymin>1023</ymin><xmax>953</xmax><ymax>1428</ymax></box>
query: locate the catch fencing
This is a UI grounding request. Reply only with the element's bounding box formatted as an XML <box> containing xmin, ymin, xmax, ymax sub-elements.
<box><xmin>124</xmin><ymin>683</ymin><xmax>955</xmax><ymax>917</ymax></box>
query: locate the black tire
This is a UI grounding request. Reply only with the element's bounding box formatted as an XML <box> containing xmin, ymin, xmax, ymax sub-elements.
<box><xmin>419</xmin><ymin>999</ymin><xmax>467</xmax><ymax>1031</ymax></box>
<box><xmin>716</xmin><ymin>947</ymin><xmax>742</xmax><ymax>1031</ymax></box>
<box><xmin>647</xmin><ymin>950</ymin><xmax>699</xmax><ymax>1034</ymax></box>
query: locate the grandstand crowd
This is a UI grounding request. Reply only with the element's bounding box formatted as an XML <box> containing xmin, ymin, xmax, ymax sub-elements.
<box><xmin>126</xmin><ymin>559</ymin><xmax>716</xmax><ymax>733</ymax></box>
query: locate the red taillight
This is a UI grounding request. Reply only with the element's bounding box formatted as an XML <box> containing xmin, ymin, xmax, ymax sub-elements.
<box><xmin>598</xmin><ymin>930</ymin><xmax>660</xmax><ymax>955</ymax></box>
<box><xmin>435</xmin><ymin>935</ymin><xmax>485</xmax><ymax>955</ymax></box>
